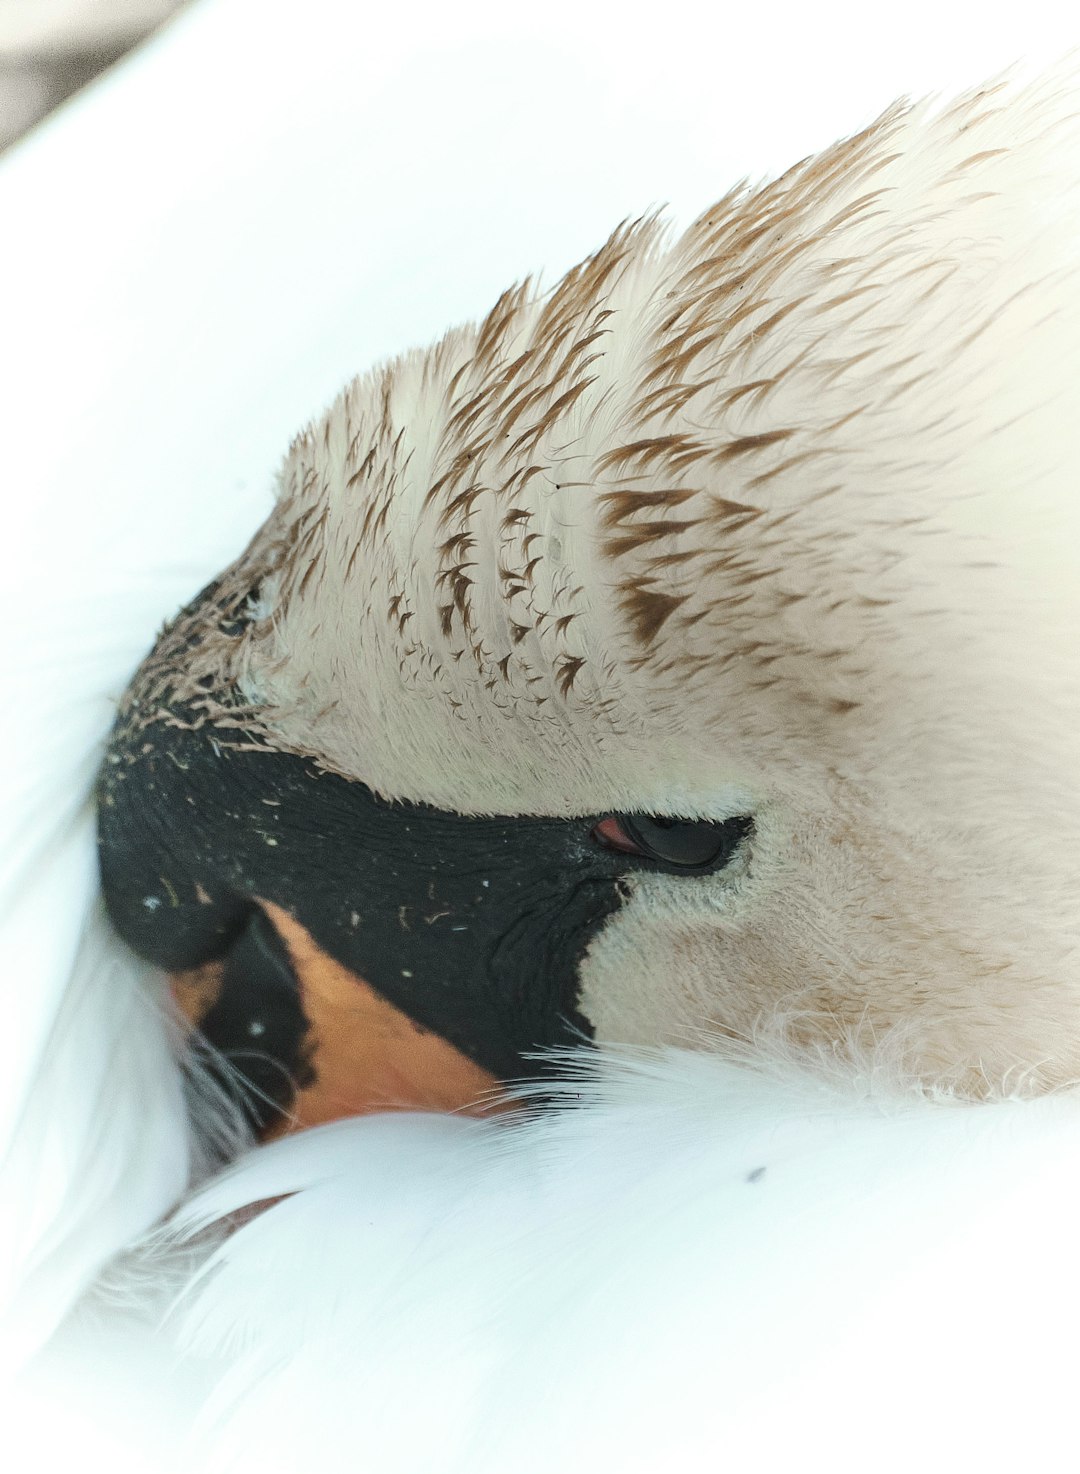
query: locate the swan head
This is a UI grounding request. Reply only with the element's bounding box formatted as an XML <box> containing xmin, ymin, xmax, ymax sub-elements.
<box><xmin>98</xmin><ymin>66</ymin><xmax>1080</xmax><ymax>1130</ymax></box>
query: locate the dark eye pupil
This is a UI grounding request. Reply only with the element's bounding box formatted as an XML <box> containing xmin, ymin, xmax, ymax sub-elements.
<box><xmin>609</xmin><ymin>814</ymin><xmax>751</xmax><ymax>869</ymax></box>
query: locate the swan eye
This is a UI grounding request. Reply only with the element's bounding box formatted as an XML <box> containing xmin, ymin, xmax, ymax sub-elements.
<box><xmin>591</xmin><ymin>814</ymin><xmax>751</xmax><ymax>870</ymax></box>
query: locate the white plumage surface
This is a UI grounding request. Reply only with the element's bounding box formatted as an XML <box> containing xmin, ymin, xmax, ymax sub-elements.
<box><xmin>20</xmin><ymin>1055</ymin><xmax>1080</xmax><ymax>1472</ymax></box>
<box><xmin>3</xmin><ymin>2</ymin><xmax>1080</xmax><ymax>1469</ymax></box>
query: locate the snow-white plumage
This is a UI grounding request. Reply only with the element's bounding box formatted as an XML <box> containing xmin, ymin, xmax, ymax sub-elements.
<box><xmin>19</xmin><ymin>1044</ymin><xmax>1080</xmax><ymax>1473</ymax></box>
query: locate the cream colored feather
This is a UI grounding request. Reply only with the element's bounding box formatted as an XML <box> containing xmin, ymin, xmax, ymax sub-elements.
<box><xmin>128</xmin><ymin>61</ymin><xmax>1080</xmax><ymax>1094</ymax></box>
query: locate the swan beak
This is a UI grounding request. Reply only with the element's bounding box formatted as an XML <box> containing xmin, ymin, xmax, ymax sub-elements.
<box><xmin>171</xmin><ymin>902</ymin><xmax>504</xmax><ymax>1138</ymax></box>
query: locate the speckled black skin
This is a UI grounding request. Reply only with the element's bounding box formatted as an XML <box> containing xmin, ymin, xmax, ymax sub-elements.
<box><xmin>97</xmin><ymin>709</ymin><xmax>631</xmax><ymax>1086</ymax></box>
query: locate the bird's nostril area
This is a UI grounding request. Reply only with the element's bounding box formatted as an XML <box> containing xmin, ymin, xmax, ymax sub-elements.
<box><xmin>167</xmin><ymin>900</ymin><xmax>509</xmax><ymax>1138</ymax></box>
<box><xmin>176</xmin><ymin>905</ymin><xmax>315</xmax><ymax>1136</ymax></box>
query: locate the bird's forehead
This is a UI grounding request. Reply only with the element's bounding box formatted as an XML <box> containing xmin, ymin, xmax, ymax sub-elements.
<box><xmin>126</xmin><ymin>68</ymin><xmax>1080</xmax><ymax>818</ymax></box>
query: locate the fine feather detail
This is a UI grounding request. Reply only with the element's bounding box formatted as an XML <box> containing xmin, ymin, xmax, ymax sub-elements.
<box><xmin>99</xmin><ymin>56</ymin><xmax>1080</xmax><ymax>1100</ymax></box>
<box><xmin>7</xmin><ymin>56</ymin><xmax>1080</xmax><ymax>1474</ymax></box>
<box><xmin>130</xmin><ymin>60</ymin><xmax>1080</xmax><ymax>815</ymax></box>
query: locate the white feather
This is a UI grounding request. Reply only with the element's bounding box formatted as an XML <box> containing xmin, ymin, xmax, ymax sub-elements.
<box><xmin>20</xmin><ymin>1045</ymin><xmax>1080</xmax><ymax>1472</ymax></box>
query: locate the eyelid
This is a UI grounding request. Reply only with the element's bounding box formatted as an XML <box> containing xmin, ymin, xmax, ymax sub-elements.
<box><xmin>591</xmin><ymin>815</ymin><xmax>646</xmax><ymax>855</ymax></box>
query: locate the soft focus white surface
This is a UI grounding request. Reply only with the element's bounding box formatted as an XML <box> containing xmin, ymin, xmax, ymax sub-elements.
<box><xmin>2</xmin><ymin>0</ymin><xmax>1080</xmax><ymax>1468</ymax></box>
<box><xmin>15</xmin><ymin>1053</ymin><xmax>1080</xmax><ymax>1474</ymax></box>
